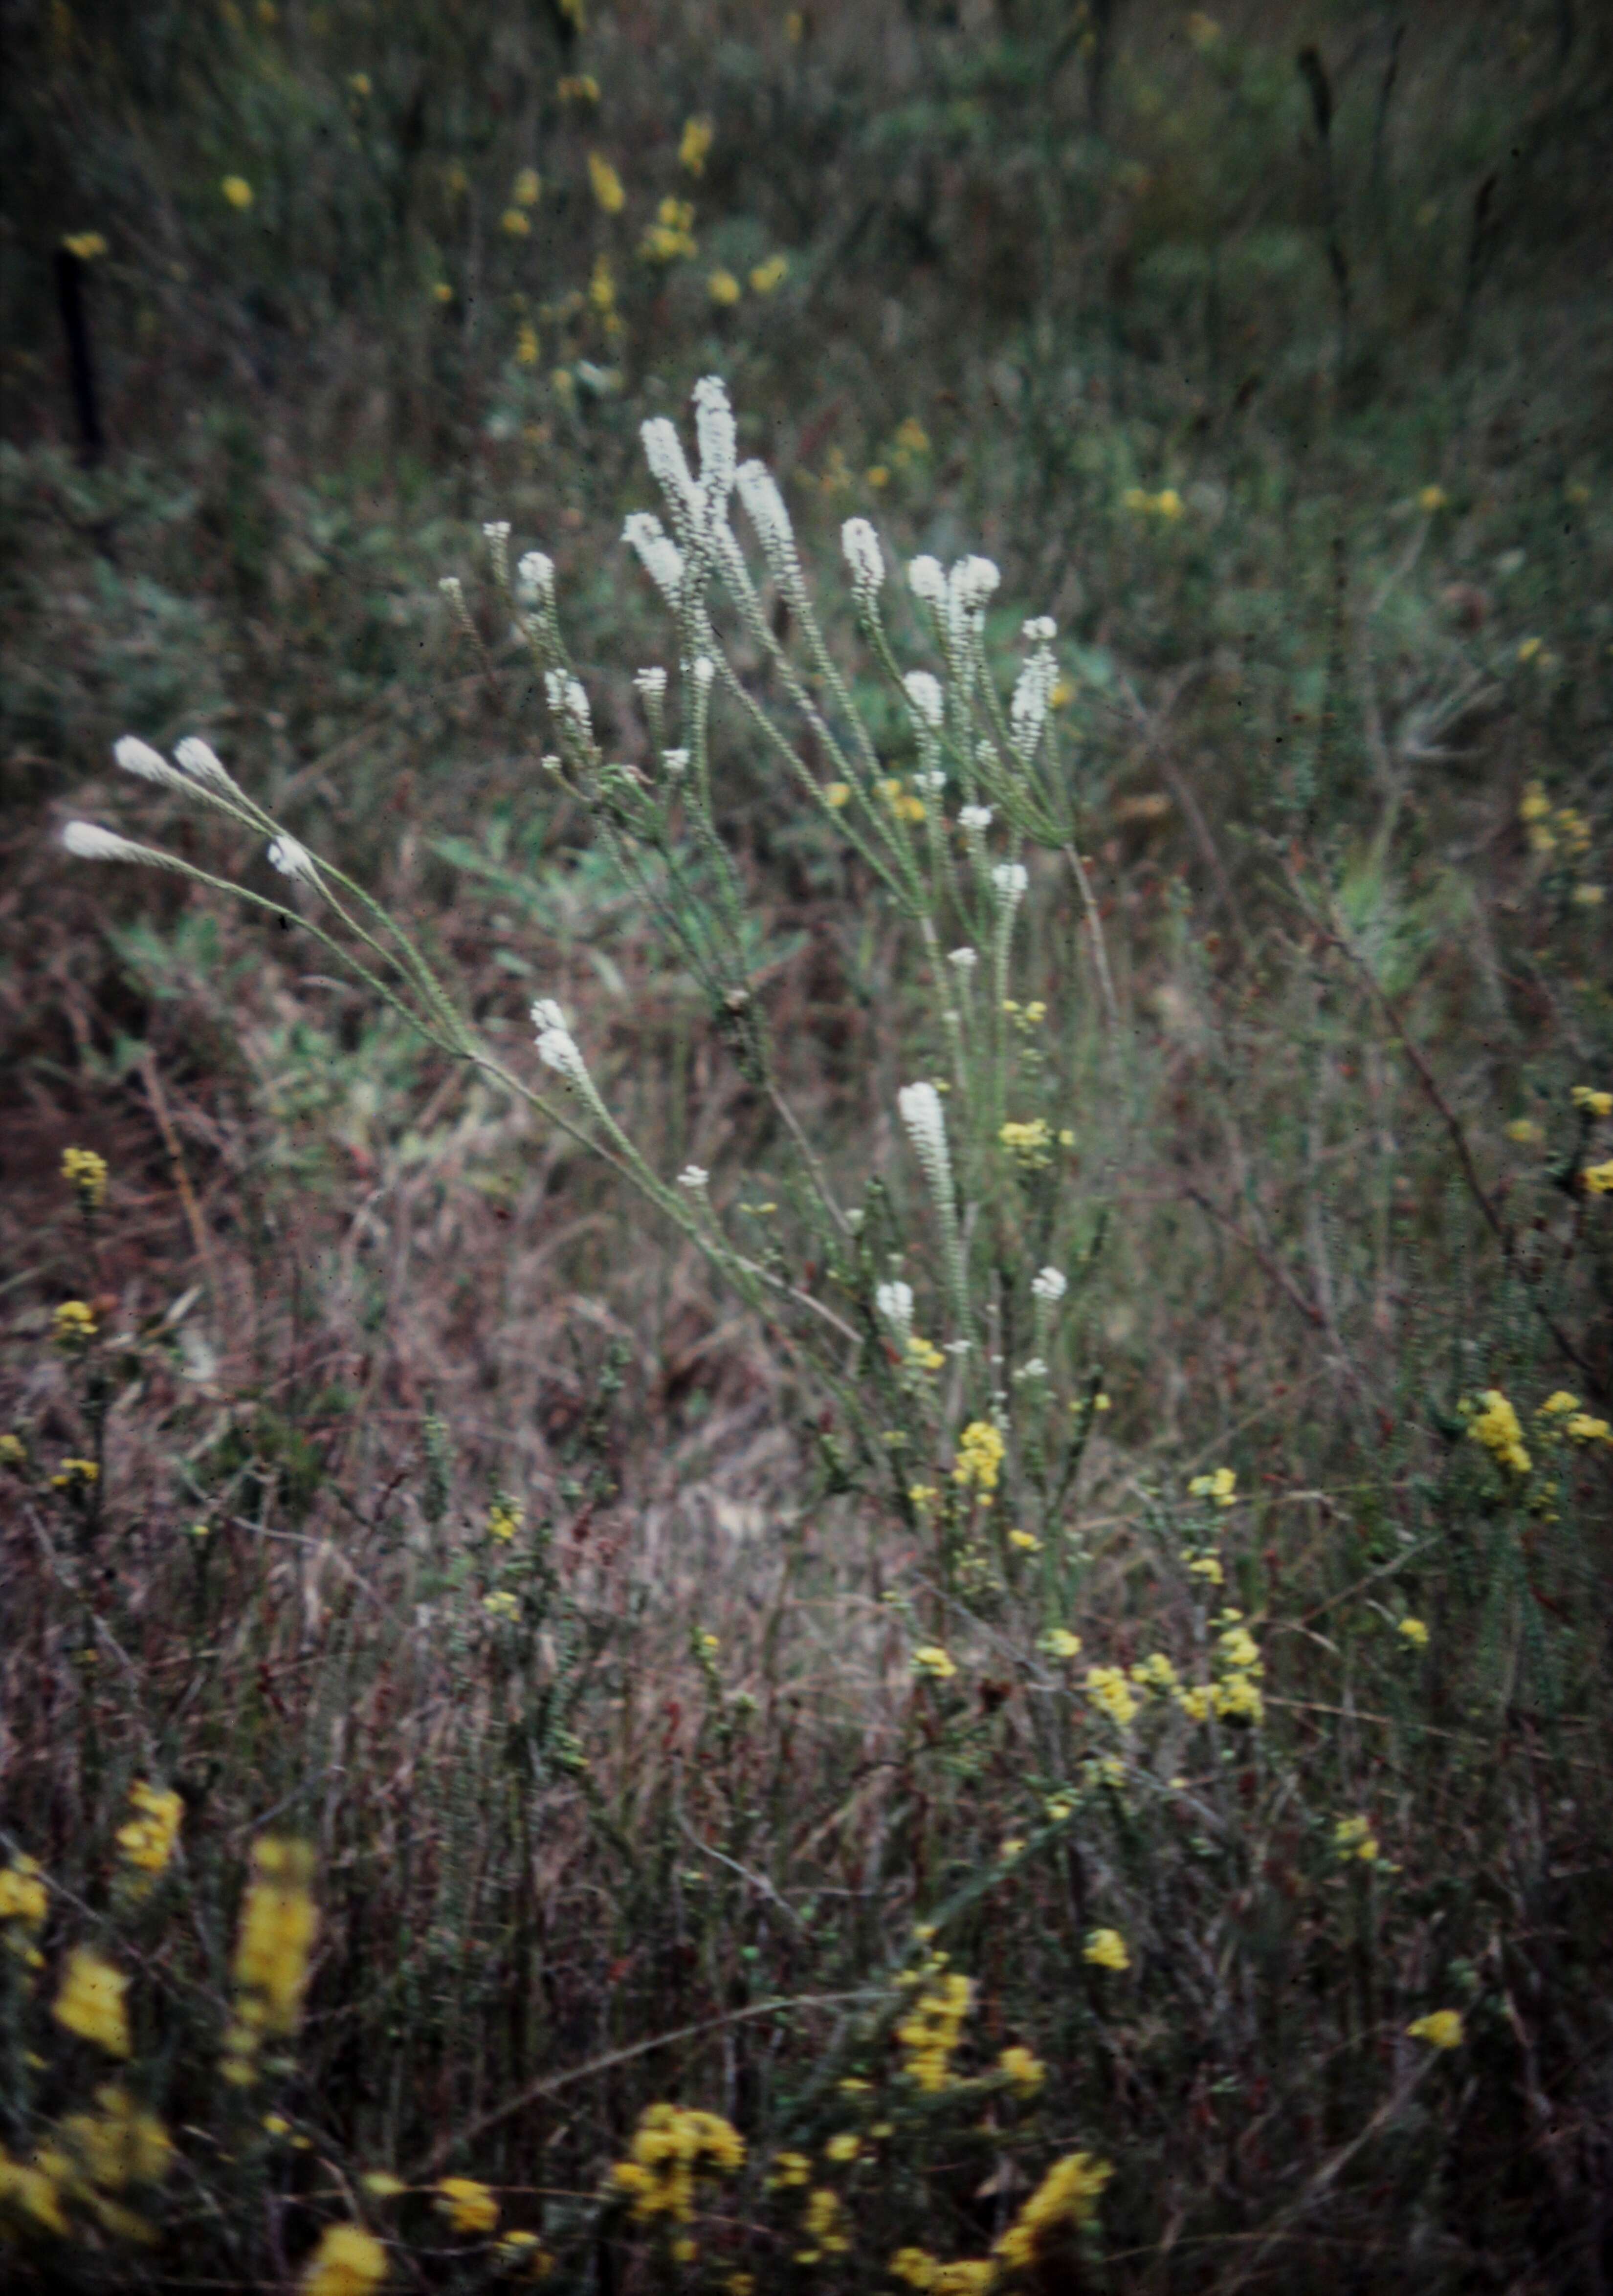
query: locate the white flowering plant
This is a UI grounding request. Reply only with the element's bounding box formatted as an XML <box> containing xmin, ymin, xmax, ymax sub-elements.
<box><xmin>62</xmin><ymin>377</ymin><xmax>1117</xmax><ymax>1608</ymax></box>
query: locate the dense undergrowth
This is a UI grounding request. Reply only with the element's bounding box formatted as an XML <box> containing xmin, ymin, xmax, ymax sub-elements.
<box><xmin>3</xmin><ymin>3</ymin><xmax>1613</xmax><ymax>2291</ymax></box>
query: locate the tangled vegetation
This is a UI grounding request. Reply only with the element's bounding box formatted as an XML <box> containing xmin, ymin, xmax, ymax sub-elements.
<box><xmin>3</xmin><ymin>3</ymin><xmax>1613</xmax><ymax>2290</ymax></box>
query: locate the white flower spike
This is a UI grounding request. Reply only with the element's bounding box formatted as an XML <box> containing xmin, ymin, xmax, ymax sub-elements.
<box><xmin>841</xmin><ymin>517</ymin><xmax>884</xmax><ymax>601</ymax></box>
<box><xmin>267</xmin><ymin>835</ymin><xmax>316</xmax><ymax>882</ymax></box>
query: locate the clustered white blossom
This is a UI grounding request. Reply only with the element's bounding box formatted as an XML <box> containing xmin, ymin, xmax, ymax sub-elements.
<box><xmin>531</xmin><ymin>998</ymin><xmax>590</xmax><ymax>1091</ymax></box>
<box><xmin>736</xmin><ymin>459</ymin><xmax>805</xmax><ymax>605</ymax></box>
<box><xmin>897</xmin><ymin>1081</ymin><xmax>966</xmax><ymax>1317</ymax></box>
<box><xmin>840</xmin><ymin>516</ymin><xmax>884</xmax><ymax>604</ymax></box>
<box><xmin>516</xmin><ymin>550</ymin><xmax>555</xmax><ymax>610</ymax></box>
<box><xmin>544</xmin><ymin>669</ymin><xmax>592</xmax><ymax>741</ymax></box>
<box><xmin>622</xmin><ymin>512</ymin><xmax>685</xmax><ymax>606</ymax></box>
<box><xmin>903</xmin><ymin>671</ymin><xmax>944</xmax><ymax>731</ymax></box>
<box><xmin>1031</xmin><ymin>1266</ymin><xmax>1067</xmax><ymax>1304</ymax></box>
<box><xmin>1010</xmin><ymin>616</ymin><xmax>1058</xmax><ymax>761</ymax></box>
<box><xmin>267</xmin><ymin>835</ymin><xmax>316</xmax><ymax>882</ymax></box>
<box><xmin>63</xmin><ymin>821</ymin><xmax>146</xmax><ymax>863</ymax></box>
<box><xmin>875</xmin><ymin>1279</ymin><xmax>915</xmax><ymax>1350</ymax></box>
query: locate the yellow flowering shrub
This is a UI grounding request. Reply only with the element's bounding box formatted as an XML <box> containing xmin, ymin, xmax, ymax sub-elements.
<box><xmin>609</xmin><ymin>2103</ymin><xmax>744</xmax><ymax>2223</ymax></box>
<box><xmin>1407</xmin><ymin>2010</ymin><xmax>1464</xmax><ymax>2050</ymax></box>
<box><xmin>1467</xmin><ymin>1389</ymin><xmax>1531</xmax><ymax>1474</ymax></box>
<box><xmin>994</xmin><ymin>2149</ymin><xmax>1112</xmax><ymax>2265</ymax></box>
<box><xmin>53</xmin><ymin>1951</ymin><xmax>132</xmax><ymax>2057</ymax></box>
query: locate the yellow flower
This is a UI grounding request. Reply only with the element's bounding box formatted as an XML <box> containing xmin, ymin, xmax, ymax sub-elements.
<box><xmin>51</xmin><ymin>1456</ymin><xmax>98</xmax><ymax>1491</ymax></box>
<box><xmin>1467</xmin><ymin>1389</ymin><xmax>1531</xmax><ymax>1475</ymax></box>
<box><xmin>495</xmin><ymin>2229</ymin><xmax>552</xmax><ymax>2272</ymax></box>
<box><xmin>823</xmin><ymin>781</ymin><xmax>851</xmax><ymax>807</ymax></box>
<box><xmin>1187</xmin><ymin>1553</ymin><xmax>1224</xmax><ymax>1583</ymax></box>
<box><xmin>1037</xmin><ymin>1628</ymin><xmax>1081</xmax><ymax>1659</ymax></box>
<box><xmin>221</xmin><ymin>176</ymin><xmax>254</xmax><ymax>210</ymax></box>
<box><xmin>768</xmin><ymin>2148</ymin><xmax>812</xmax><ymax>2188</ymax></box>
<box><xmin>998</xmin><ymin>2043</ymin><xmax>1045</xmax><ymax>2095</ymax></box>
<box><xmin>431</xmin><ymin>281</ymin><xmax>453</xmax><ymax>303</ymax></box>
<box><xmin>1506</xmin><ymin>1118</ymin><xmax>1543</xmax><ymax>1143</ymax></box>
<box><xmin>557</xmin><ymin>73</ymin><xmax>600</xmax><ymax>101</ymax></box>
<box><xmin>708</xmin><ymin>267</ymin><xmax>741</xmax><ymax>304</ymax></box>
<box><xmin>300</xmin><ymin>2222</ymin><xmax>389</xmax><ymax>2295</ymax></box>
<box><xmin>896</xmin><ymin>1969</ymin><xmax>974</xmax><ymax>2090</ymax></box>
<box><xmin>501</xmin><ymin>208</ymin><xmax>531</xmax><ymax>237</ymax></box>
<box><xmin>227</xmin><ymin>1838</ymin><xmax>318</xmax><ymax>2080</ymax></box>
<box><xmin>1186</xmin><ymin>11</ymin><xmax>1221</xmax><ymax>47</ymax></box>
<box><xmin>437</xmin><ymin>2176</ymin><xmax>499</xmax><ymax>2234</ymax></box>
<box><xmin>894</xmin><ymin>415</ymin><xmax>930</xmax><ymax>455</ymax></box>
<box><xmin>0</xmin><ymin>2143</ymin><xmax>70</xmax><ymax>2233</ymax></box>
<box><xmin>0</xmin><ymin>1855</ymin><xmax>48</xmax><ymax>1941</ymax></box>
<box><xmin>1539</xmin><ymin>1391</ymin><xmax>1581</xmax><ymax>1416</ymax></box>
<box><xmin>1189</xmin><ymin>1465</ymin><xmax>1237</xmax><ymax>1507</ymax></box>
<box><xmin>750</xmin><ymin>253</ymin><xmax>788</xmax><ymax>294</ymax></box>
<box><xmin>349</xmin><ymin>71</ymin><xmax>371</xmax><ymax>97</ymax></box>
<box><xmin>1407</xmin><ymin>2010</ymin><xmax>1464</xmax><ymax>2050</ymax></box>
<box><xmin>823</xmin><ymin>2131</ymin><xmax>860</xmax><ymax>2162</ymax></box>
<box><xmin>1517</xmin><ymin>636</ymin><xmax>1543</xmax><ymax>663</ymax></box>
<box><xmin>1418</xmin><ymin>485</ymin><xmax>1448</xmax><ymax>512</ymax></box>
<box><xmin>641</xmin><ymin>196</ymin><xmax>697</xmax><ymax>262</ymax></box>
<box><xmin>588</xmin><ymin>153</ymin><xmax>625</xmax><ymax>213</ymax></box>
<box><xmin>999</xmin><ymin>1117</ymin><xmax>1053</xmax><ymax>1167</ymax></box>
<box><xmin>1570</xmin><ymin>1087</ymin><xmax>1613</xmax><ymax>1117</ymax></box>
<box><xmin>513</xmin><ymin>167</ymin><xmax>541</xmax><ymax>206</ymax></box>
<box><xmin>1333</xmin><ymin>1815</ymin><xmax>1378</xmax><ymax>1863</ymax></box>
<box><xmin>52</xmin><ymin>1299</ymin><xmax>97</xmax><ymax>1351</ymax></box>
<box><xmin>362</xmin><ymin>2171</ymin><xmax>406</xmax><ymax>2198</ymax></box>
<box><xmin>1568</xmin><ymin>1413</ymin><xmax>1612</xmax><ymax>1443</ymax></box>
<box><xmin>1213</xmin><ymin>1670</ymin><xmax>1264</xmax><ymax>1724</ymax></box>
<box><xmin>1130</xmin><ymin>1651</ymin><xmax>1179</xmax><ymax>1692</ymax></box>
<box><xmin>952</xmin><ymin>1420</ymin><xmax>1006</xmax><ymax>1494</ymax></box>
<box><xmin>1008</xmin><ymin>1528</ymin><xmax>1040</xmax><ymax>1552</ymax></box>
<box><xmin>0</xmin><ymin>1433</ymin><xmax>25</xmax><ymax>1470</ymax></box>
<box><xmin>53</xmin><ymin>1950</ymin><xmax>131</xmax><ymax>2056</ymax></box>
<box><xmin>1573</xmin><ymin>883</ymin><xmax>1605</xmax><ymax>906</ymax></box>
<box><xmin>483</xmin><ymin>1591</ymin><xmax>519</xmax><ymax>1620</ymax></box>
<box><xmin>1154</xmin><ymin>486</ymin><xmax>1184</xmax><ymax>519</ymax></box>
<box><xmin>611</xmin><ymin>2103</ymin><xmax>745</xmax><ymax>2221</ymax></box>
<box><xmin>1083</xmin><ymin>1927</ymin><xmax>1129</xmax><ymax>1971</ymax></box>
<box><xmin>1173</xmin><ymin>1683</ymin><xmax>1213</xmax><ymax>1722</ymax></box>
<box><xmin>116</xmin><ymin>1782</ymin><xmax>183</xmax><ymax>1881</ymax></box>
<box><xmin>1217</xmin><ymin>1625</ymin><xmax>1261</xmax><ymax>1673</ymax></box>
<box><xmin>802</xmin><ymin>2185</ymin><xmax>849</xmax><ymax>2251</ymax></box>
<box><xmin>62</xmin><ymin>232</ymin><xmax>109</xmax><ymax>261</ymax></box>
<box><xmin>867</xmin><ymin>464</ymin><xmax>890</xmax><ymax>488</ymax></box>
<box><xmin>1085</xmin><ymin>1665</ymin><xmax>1138</xmax><ymax>1727</ymax></box>
<box><xmin>995</xmin><ymin>2149</ymin><xmax>1112</xmax><ymax>2265</ymax></box>
<box><xmin>912</xmin><ymin>1644</ymin><xmax>957</xmax><ymax>1682</ymax></box>
<box><xmin>1397</xmin><ymin>1617</ymin><xmax>1429</xmax><ymax>1647</ymax></box>
<box><xmin>1584</xmin><ymin>1160</ymin><xmax>1613</xmax><ymax>1196</ymax></box>
<box><xmin>679</xmin><ymin>116</ymin><xmax>713</xmax><ymax>175</ymax></box>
